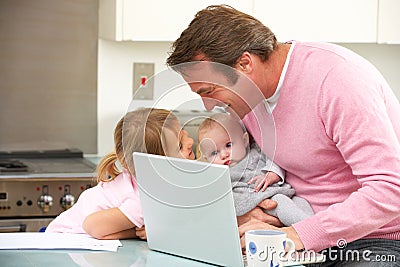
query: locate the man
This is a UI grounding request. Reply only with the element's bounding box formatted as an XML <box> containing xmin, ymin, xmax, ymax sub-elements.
<box><xmin>166</xmin><ymin>5</ymin><xmax>400</xmax><ymax>266</ymax></box>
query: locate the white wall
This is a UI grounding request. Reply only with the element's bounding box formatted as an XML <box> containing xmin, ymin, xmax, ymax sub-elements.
<box><xmin>98</xmin><ymin>40</ymin><xmax>168</xmax><ymax>155</ymax></box>
<box><xmin>97</xmin><ymin>39</ymin><xmax>203</xmax><ymax>155</ymax></box>
<box><xmin>338</xmin><ymin>43</ymin><xmax>400</xmax><ymax>99</ymax></box>
<box><xmin>97</xmin><ymin>40</ymin><xmax>400</xmax><ymax>156</ymax></box>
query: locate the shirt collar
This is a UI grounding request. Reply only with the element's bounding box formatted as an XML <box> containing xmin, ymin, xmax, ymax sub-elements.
<box><xmin>264</xmin><ymin>41</ymin><xmax>296</xmax><ymax>113</ymax></box>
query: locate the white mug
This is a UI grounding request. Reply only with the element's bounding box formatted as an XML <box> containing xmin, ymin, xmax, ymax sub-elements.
<box><xmin>245</xmin><ymin>229</ymin><xmax>295</xmax><ymax>267</ymax></box>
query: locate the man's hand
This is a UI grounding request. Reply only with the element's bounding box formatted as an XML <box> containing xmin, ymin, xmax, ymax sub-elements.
<box><xmin>239</xmin><ymin>220</ymin><xmax>305</xmax><ymax>251</ymax></box>
<box><xmin>237</xmin><ymin>198</ymin><xmax>283</xmax><ymax>227</ymax></box>
<box><xmin>238</xmin><ymin>219</ymin><xmax>279</xmax><ymax>250</ymax></box>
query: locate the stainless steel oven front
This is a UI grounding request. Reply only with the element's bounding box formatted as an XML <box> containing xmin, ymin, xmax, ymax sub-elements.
<box><xmin>0</xmin><ymin>177</ymin><xmax>95</xmax><ymax>232</ymax></box>
<box><xmin>0</xmin><ymin>150</ymin><xmax>96</xmax><ymax>232</ymax></box>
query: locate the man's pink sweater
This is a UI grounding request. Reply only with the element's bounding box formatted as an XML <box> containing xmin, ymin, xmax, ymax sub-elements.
<box><xmin>242</xmin><ymin>42</ymin><xmax>400</xmax><ymax>252</ymax></box>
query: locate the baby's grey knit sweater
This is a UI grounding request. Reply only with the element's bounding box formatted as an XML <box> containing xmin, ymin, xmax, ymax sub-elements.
<box><xmin>230</xmin><ymin>142</ymin><xmax>313</xmax><ymax>225</ymax></box>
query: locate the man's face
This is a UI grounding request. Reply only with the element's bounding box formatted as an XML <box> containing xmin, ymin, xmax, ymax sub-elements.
<box><xmin>179</xmin><ymin>61</ymin><xmax>264</xmax><ymax>119</ymax></box>
<box><xmin>189</xmin><ymin>82</ymin><xmax>251</xmax><ymax>119</ymax></box>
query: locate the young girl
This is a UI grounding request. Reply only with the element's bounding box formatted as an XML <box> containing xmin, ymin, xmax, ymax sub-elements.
<box><xmin>46</xmin><ymin>108</ymin><xmax>195</xmax><ymax>239</ymax></box>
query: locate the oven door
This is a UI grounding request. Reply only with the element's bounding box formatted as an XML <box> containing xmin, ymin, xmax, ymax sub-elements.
<box><xmin>0</xmin><ymin>218</ymin><xmax>54</xmax><ymax>233</ymax></box>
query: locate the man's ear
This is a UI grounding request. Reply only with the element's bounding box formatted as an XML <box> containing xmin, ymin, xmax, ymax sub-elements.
<box><xmin>236</xmin><ymin>51</ymin><xmax>253</xmax><ymax>73</ymax></box>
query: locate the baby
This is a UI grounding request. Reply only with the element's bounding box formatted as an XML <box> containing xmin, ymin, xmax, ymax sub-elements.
<box><xmin>198</xmin><ymin>113</ymin><xmax>313</xmax><ymax>226</ymax></box>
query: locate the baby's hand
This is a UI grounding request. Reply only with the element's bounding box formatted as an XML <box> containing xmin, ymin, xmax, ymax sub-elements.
<box><xmin>135</xmin><ymin>226</ymin><xmax>147</xmax><ymax>240</ymax></box>
<box><xmin>247</xmin><ymin>172</ymin><xmax>281</xmax><ymax>192</ymax></box>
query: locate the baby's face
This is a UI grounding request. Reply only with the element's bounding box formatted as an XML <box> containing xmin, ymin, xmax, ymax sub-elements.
<box><xmin>199</xmin><ymin>124</ymin><xmax>248</xmax><ymax>166</ymax></box>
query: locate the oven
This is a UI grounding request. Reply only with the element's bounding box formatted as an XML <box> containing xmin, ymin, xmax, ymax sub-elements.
<box><xmin>0</xmin><ymin>149</ymin><xmax>97</xmax><ymax>232</ymax></box>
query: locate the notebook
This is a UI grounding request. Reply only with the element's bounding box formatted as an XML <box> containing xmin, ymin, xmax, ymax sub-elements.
<box><xmin>133</xmin><ymin>152</ymin><xmax>325</xmax><ymax>266</ymax></box>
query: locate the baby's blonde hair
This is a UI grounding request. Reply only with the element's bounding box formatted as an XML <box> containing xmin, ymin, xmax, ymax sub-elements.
<box><xmin>198</xmin><ymin>113</ymin><xmax>245</xmax><ymax>137</ymax></box>
<box><xmin>96</xmin><ymin>108</ymin><xmax>178</xmax><ymax>182</ymax></box>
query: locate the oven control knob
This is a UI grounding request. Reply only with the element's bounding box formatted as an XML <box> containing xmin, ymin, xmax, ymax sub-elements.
<box><xmin>60</xmin><ymin>194</ymin><xmax>75</xmax><ymax>210</ymax></box>
<box><xmin>60</xmin><ymin>185</ymin><xmax>75</xmax><ymax>210</ymax></box>
<box><xmin>37</xmin><ymin>185</ymin><xmax>53</xmax><ymax>213</ymax></box>
<box><xmin>37</xmin><ymin>194</ymin><xmax>53</xmax><ymax>213</ymax></box>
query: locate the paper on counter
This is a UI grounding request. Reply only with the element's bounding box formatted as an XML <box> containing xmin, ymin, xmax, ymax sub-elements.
<box><xmin>0</xmin><ymin>233</ymin><xmax>122</xmax><ymax>252</ymax></box>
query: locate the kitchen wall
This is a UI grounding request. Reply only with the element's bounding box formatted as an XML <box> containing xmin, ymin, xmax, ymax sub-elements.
<box><xmin>97</xmin><ymin>39</ymin><xmax>204</xmax><ymax>156</ymax></box>
<box><xmin>339</xmin><ymin>43</ymin><xmax>400</xmax><ymax>100</ymax></box>
<box><xmin>97</xmin><ymin>40</ymin><xmax>400</xmax><ymax>156</ymax></box>
<box><xmin>0</xmin><ymin>0</ymin><xmax>98</xmax><ymax>154</ymax></box>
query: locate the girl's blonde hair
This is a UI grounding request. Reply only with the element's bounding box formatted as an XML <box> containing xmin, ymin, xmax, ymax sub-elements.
<box><xmin>96</xmin><ymin>108</ymin><xmax>178</xmax><ymax>182</ymax></box>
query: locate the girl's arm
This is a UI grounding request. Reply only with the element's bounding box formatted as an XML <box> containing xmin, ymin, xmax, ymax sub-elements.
<box><xmin>82</xmin><ymin>207</ymin><xmax>137</xmax><ymax>239</ymax></box>
<box><xmin>99</xmin><ymin>228</ymin><xmax>138</xmax><ymax>240</ymax></box>
<box><xmin>135</xmin><ymin>226</ymin><xmax>147</xmax><ymax>240</ymax></box>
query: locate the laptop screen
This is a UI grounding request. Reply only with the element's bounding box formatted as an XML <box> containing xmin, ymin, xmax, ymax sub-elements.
<box><xmin>133</xmin><ymin>152</ymin><xmax>244</xmax><ymax>267</ymax></box>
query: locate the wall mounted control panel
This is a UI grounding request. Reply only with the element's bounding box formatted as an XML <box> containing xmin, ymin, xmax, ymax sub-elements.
<box><xmin>133</xmin><ymin>62</ymin><xmax>155</xmax><ymax>100</ymax></box>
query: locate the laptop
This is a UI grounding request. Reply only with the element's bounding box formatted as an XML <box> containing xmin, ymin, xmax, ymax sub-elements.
<box><xmin>134</xmin><ymin>152</ymin><xmax>244</xmax><ymax>266</ymax></box>
<box><xmin>133</xmin><ymin>152</ymin><xmax>325</xmax><ymax>266</ymax></box>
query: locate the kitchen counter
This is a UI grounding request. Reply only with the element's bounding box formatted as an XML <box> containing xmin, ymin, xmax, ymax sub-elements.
<box><xmin>0</xmin><ymin>239</ymin><xmax>217</xmax><ymax>267</ymax></box>
<box><xmin>0</xmin><ymin>238</ymin><xmax>307</xmax><ymax>267</ymax></box>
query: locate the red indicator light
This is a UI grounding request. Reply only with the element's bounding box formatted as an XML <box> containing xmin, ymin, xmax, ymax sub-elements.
<box><xmin>141</xmin><ymin>76</ymin><xmax>147</xmax><ymax>86</ymax></box>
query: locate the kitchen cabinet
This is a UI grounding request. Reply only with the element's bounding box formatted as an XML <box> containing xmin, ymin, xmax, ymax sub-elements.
<box><xmin>99</xmin><ymin>0</ymin><xmax>252</xmax><ymax>41</ymax></box>
<box><xmin>100</xmin><ymin>0</ymin><xmax>399</xmax><ymax>44</ymax></box>
<box><xmin>253</xmin><ymin>0</ymin><xmax>378</xmax><ymax>43</ymax></box>
<box><xmin>378</xmin><ymin>0</ymin><xmax>400</xmax><ymax>43</ymax></box>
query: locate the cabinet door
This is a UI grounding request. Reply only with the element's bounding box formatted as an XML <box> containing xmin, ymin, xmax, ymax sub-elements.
<box><xmin>253</xmin><ymin>0</ymin><xmax>377</xmax><ymax>43</ymax></box>
<box><xmin>122</xmin><ymin>0</ymin><xmax>253</xmax><ymax>41</ymax></box>
<box><xmin>378</xmin><ymin>0</ymin><xmax>400</xmax><ymax>43</ymax></box>
<box><xmin>99</xmin><ymin>0</ymin><xmax>123</xmax><ymax>41</ymax></box>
